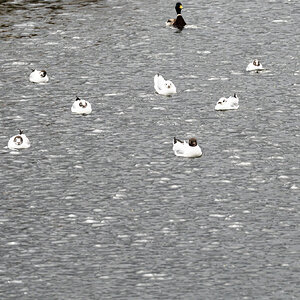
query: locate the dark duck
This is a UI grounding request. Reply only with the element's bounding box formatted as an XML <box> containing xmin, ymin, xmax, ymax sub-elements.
<box><xmin>166</xmin><ymin>2</ymin><xmax>186</xmax><ymax>31</ymax></box>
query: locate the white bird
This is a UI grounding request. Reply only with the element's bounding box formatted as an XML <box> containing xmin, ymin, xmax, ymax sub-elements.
<box><xmin>215</xmin><ymin>93</ymin><xmax>239</xmax><ymax>111</ymax></box>
<box><xmin>154</xmin><ymin>74</ymin><xmax>176</xmax><ymax>96</ymax></box>
<box><xmin>71</xmin><ymin>96</ymin><xmax>92</xmax><ymax>115</ymax></box>
<box><xmin>173</xmin><ymin>137</ymin><xmax>202</xmax><ymax>158</ymax></box>
<box><xmin>29</xmin><ymin>69</ymin><xmax>49</xmax><ymax>83</ymax></box>
<box><xmin>8</xmin><ymin>129</ymin><xmax>30</xmax><ymax>150</ymax></box>
<box><xmin>246</xmin><ymin>59</ymin><xmax>264</xmax><ymax>72</ymax></box>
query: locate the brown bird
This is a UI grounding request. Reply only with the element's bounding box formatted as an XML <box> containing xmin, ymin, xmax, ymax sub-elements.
<box><xmin>166</xmin><ymin>2</ymin><xmax>186</xmax><ymax>31</ymax></box>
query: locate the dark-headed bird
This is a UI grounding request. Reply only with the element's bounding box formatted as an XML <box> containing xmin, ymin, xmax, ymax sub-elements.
<box><xmin>166</xmin><ymin>2</ymin><xmax>186</xmax><ymax>31</ymax></box>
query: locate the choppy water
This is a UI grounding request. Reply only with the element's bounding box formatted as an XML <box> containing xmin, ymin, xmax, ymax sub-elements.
<box><xmin>0</xmin><ymin>0</ymin><xmax>299</xmax><ymax>299</ymax></box>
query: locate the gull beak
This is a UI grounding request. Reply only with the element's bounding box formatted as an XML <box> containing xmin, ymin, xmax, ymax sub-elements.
<box><xmin>180</xmin><ymin>5</ymin><xmax>183</xmax><ymax>9</ymax></box>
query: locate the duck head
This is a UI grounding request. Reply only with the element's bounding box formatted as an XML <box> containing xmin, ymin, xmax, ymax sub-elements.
<box><xmin>189</xmin><ymin>138</ymin><xmax>197</xmax><ymax>147</ymax></box>
<box><xmin>175</xmin><ymin>2</ymin><xmax>183</xmax><ymax>14</ymax></box>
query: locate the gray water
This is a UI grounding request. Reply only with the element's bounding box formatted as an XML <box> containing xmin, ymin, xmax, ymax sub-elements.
<box><xmin>0</xmin><ymin>0</ymin><xmax>299</xmax><ymax>299</ymax></box>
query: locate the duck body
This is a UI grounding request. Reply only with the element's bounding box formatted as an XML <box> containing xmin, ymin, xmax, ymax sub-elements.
<box><xmin>71</xmin><ymin>97</ymin><xmax>92</xmax><ymax>115</ymax></box>
<box><xmin>173</xmin><ymin>137</ymin><xmax>202</xmax><ymax>158</ymax></box>
<box><xmin>154</xmin><ymin>74</ymin><xmax>176</xmax><ymax>96</ymax></box>
<box><xmin>29</xmin><ymin>69</ymin><xmax>49</xmax><ymax>83</ymax></box>
<box><xmin>8</xmin><ymin>130</ymin><xmax>30</xmax><ymax>150</ymax></box>
<box><xmin>215</xmin><ymin>94</ymin><xmax>239</xmax><ymax>111</ymax></box>
<box><xmin>246</xmin><ymin>59</ymin><xmax>264</xmax><ymax>72</ymax></box>
<box><xmin>166</xmin><ymin>2</ymin><xmax>186</xmax><ymax>31</ymax></box>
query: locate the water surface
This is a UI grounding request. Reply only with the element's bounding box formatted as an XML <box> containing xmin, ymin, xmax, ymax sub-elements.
<box><xmin>0</xmin><ymin>0</ymin><xmax>299</xmax><ymax>299</ymax></box>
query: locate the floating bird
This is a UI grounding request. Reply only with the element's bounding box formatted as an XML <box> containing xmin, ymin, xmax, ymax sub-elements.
<box><xmin>173</xmin><ymin>137</ymin><xmax>202</xmax><ymax>158</ymax></box>
<box><xmin>246</xmin><ymin>59</ymin><xmax>264</xmax><ymax>72</ymax></box>
<box><xmin>8</xmin><ymin>129</ymin><xmax>30</xmax><ymax>150</ymax></box>
<box><xmin>154</xmin><ymin>74</ymin><xmax>176</xmax><ymax>96</ymax></box>
<box><xmin>166</xmin><ymin>2</ymin><xmax>186</xmax><ymax>31</ymax></box>
<box><xmin>71</xmin><ymin>96</ymin><xmax>92</xmax><ymax>115</ymax></box>
<box><xmin>29</xmin><ymin>69</ymin><xmax>49</xmax><ymax>83</ymax></box>
<box><xmin>215</xmin><ymin>93</ymin><xmax>239</xmax><ymax>111</ymax></box>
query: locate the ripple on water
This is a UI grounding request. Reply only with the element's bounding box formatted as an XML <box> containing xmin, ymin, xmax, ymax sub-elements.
<box><xmin>0</xmin><ymin>0</ymin><xmax>299</xmax><ymax>299</ymax></box>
